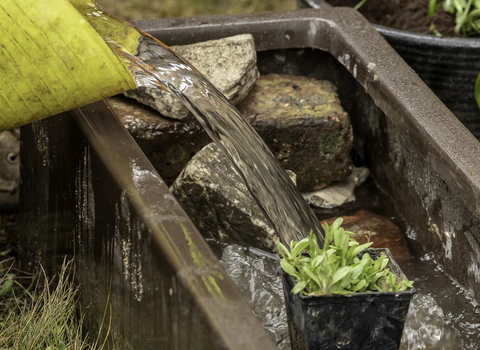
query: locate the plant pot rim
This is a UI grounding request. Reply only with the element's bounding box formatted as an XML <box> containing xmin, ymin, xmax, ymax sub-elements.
<box><xmin>290</xmin><ymin>278</ymin><xmax>417</xmax><ymax>302</ymax></box>
<box><xmin>283</xmin><ymin>248</ymin><xmax>416</xmax><ymax>303</ymax></box>
<box><xmin>375</xmin><ymin>24</ymin><xmax>480</xmax><ymax>48</ymax></box>
<box><xmin>299</xmin><ymin>0</ymin><xmax>480</xmax><ymax>48</ymax></box>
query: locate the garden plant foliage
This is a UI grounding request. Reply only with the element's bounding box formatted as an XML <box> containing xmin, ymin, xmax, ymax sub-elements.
<box><xmin>429</xmin><ymin>0</ymin><xmax>480</xmax><ymax>36</ymax></box>
<box><xmin>427</xmin><ymin>0</ymin><xmax>480</xmax><ymax>114</ymax></box>
<box><xmin>278</xmin><ymin>218</ymin><xmax>414</xmax><ymax>296</ymax></box>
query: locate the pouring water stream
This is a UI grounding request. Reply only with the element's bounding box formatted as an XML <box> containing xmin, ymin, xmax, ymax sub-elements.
<box><xmin>83</xmin><ymin>6</ymin><xmax>325</xmax><ymax>246</ymax></box>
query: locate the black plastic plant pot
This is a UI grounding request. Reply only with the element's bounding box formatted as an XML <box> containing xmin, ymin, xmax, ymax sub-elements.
<box><xmin>298</xmin><ymin>0</ymin><xmax>480</xmax><ymax>139</ymax></box>
<box><xmin>282</xmin><ymin>249</ymin><xmax>415</xmax><ymax>350</ymax></box>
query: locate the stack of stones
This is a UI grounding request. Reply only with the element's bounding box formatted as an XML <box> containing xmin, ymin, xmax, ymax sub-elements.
<box><xmin>114</xmin><ymin>34</ymin><xmax>356</xmax><ymax>252</ymax></box>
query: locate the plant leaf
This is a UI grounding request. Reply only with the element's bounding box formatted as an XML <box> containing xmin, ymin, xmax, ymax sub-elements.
<box><xmin>311</xmin><ymin>254</ymin><xmax>325</xmax><ymax>268</ymax></box>
<box><xmin>292</xmin><ymin>280</ymin><xmax>307</xmax><ymax>294</ymax></box>
<box><xmin>353</xmin><ymin>279</ymin><xmax>367</xmax><ymax>292</ymax></box>
<box><xmin>331</xmin><ymin>218</ymin><xmax>343</xmax><ymax>232</ymax></box>
<box><xmin>332</xmin><ymin>266</ymin><xmax>352</xmax><ymax>286</ymax></box>
<box><xmin>277</xmin><ymin>242</ymin><xmax>291</xmax><ymax>259</ymax></box>
<box><xmin>380</xmin><ymin>256</ymin><xmax>389</xmax><ymax>270</ymax></box>
<box><xmin>354</xmin><ymin>0</ymin><xmax>369</xmax><ymax>10</ymax></box>
<box><xmin>281</xmin><ymin>260</ymin><xmax>298</xmax><ymax>278</ymax></box>
<box><xmin>429</xmin><ymin>0</ymin><xmax>439</xmax><ymax>17</ymax></box>
<box><xmin>351</xmin><ymin>260</ymin><xmax>367</xmax><ymax>280</ymax></box>
<box><xmin>347</xmin><ymin>242</ymin><xmax>374</xmax><ymax>263</ymax></box>
<box><xmin>0</xmin><ymin>274</ymin><xmax>13</xmax><ymax>297</ymax></box>
<box><xmin>303</xmin><ymin>266</ymin><xmax>323</xmax><ymax>289</ymax></box>
<box><xmin>292</xmin><ymin>238</ymin><xmax>310</xmax><ymax>259</ymax></box>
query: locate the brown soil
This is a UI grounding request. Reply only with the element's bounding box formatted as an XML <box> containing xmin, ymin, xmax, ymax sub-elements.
<box><xmin>327</xmin><ymin>0</ymin><xmax>457</xmax><ymax>36</ymax></box>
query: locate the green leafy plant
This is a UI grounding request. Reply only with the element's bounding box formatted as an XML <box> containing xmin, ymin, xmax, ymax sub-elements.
<box><xmin>427</xmin><ymin>0</ymin><xmax>480</xmax><ymax>116</ymax></box>
<box><xmin>355</xmin><ymin>0</ymin><xmax>480</xmax><ymax>120</ymax></box>
<box><xmin>355</xmin><ymin>0</ymin><xmax>480</xmax><ymax>36</ymax></box>
<box><xmin>429</xmin><ymin>0</ymin><xmax>480</xmax><ymax>36</ymax></box>
<box><xmin>428</xmin><ymin>0</ymin><xmax>480</xmax><ymax>122</ymax></box>
<box><xmin>277</xmin><ymin>218</ymin><xmax>414</xmax><ymax>296</ymax></box>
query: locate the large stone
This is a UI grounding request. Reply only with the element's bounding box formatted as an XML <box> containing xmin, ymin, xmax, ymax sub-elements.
<box><xmin>107</xmin><ymin>94</ymin><xmax>212</xmax><ymax>186</ymax></box>
<box><xmin>170</xmin><ymin>142</ymin><xmax>296</xmax><ymax>253</ymax></box>
<box><xmin>109</xmin><ymin>73</ymin><xmax>353</xmax><ymax>189</ymax></box>
<box><xmin>123</xmin><ymin>34</ymin><xmax>260</xmax><ymax>120</ymax></box>
<box><xmin>237</xmin><ymin>74</ymin><xmax>353</xmax><ymax>191</ymax></box>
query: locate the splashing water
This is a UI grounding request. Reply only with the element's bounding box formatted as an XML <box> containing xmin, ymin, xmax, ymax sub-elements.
<box><xmin>81</xmin><ymin>6</ymin><xmax>325</xmax><ymax>246</ymax></box>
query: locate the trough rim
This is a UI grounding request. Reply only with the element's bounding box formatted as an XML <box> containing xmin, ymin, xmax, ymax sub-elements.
<box><xmin>298</xmin><ymin>0</ymin><xmax>480</xmax><ymax>48</ymax></box>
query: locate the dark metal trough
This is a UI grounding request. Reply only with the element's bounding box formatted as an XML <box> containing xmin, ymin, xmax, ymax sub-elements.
<box><xmin>19</xmin><ymin>7</ymin><xmax>480</xmax><ymax>349</ymax></box>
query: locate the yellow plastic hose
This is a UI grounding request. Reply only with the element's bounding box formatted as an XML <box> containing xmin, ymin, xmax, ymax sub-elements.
<box><xmin>0</xmin><ymin>0</ymin><xmax>139</xmax><ymax>131</ymax></box>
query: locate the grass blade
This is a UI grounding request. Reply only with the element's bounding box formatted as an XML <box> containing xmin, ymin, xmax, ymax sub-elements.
<box><xmin>429</xmin><ymin>0</ymin><xmax>439</xmax><ymax>17</ymax></box>
<box><xmin>354</xmin><ymin>0</ymin><xmax>368</xmax><ymax>10</ymax></box>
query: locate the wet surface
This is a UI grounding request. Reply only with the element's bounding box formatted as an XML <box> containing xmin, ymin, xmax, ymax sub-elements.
<box><xmin>400</xmin><ymin>256</ymin><xmax>480</xmax><ymax>350</ymax></box>
<box><xmin>215</xmin><ymin>179</ymin><xmax>480</xmax><ymax>349</ymax></box>
<box><xmin>220</xmin><ymin>245</ymin><xmax>289</xmax><ymax>349</ymax></box>
<box><xmin>218</xmin><ymin>244</ymin><xmax>480</xmax><ymax>350</ymax></box>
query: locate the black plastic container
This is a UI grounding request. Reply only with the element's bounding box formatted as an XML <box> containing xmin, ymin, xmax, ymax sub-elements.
<box><xmin>282</xmin><ymin>249</ymin><xmax>415</xmax><ymax>350</ymax></box>
<box><xmin>298</xmin><ymin>0</ymin><xmax>480</xmax><ymax>138</ymax></box>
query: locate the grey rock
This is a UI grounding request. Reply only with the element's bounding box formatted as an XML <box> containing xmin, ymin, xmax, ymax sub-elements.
<box><xmin>170</xmin><ymin>142</ymin><xmax>296</xmax><ymax>252</ymax></box>
<box><xmin>303</xmin><ymin>166</ymin><xmax>369</xmax><ymax>208</ymax></box>
<box><xmin>124</xmin><ymin>34</ymin><xmax>260</xmax><ymax>120</ymax></box>
<box><xmin>0</xmin><ymin>130</ymin><xmax>19</xmax><ymax>210</ymax></box>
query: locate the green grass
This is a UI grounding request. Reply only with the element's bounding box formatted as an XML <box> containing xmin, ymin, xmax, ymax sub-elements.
<box><xmin>0</xmin><ymin>261</ymin><xmax>111</xmax><ymax>350</ymax></box>
<box><xmin>96</xmin><ymin>0</ymin><xmax>297</xmax><ymax>21</ymax></box>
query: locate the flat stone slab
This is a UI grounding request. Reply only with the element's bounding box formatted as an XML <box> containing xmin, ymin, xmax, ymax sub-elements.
<box><xmin>123</xmin><ymin>34</ymin><xmax>260</xmax><ymax>120</ymax></box>
<box><xmin>237</xmin><ymin>74</ymin><xmax>353</xmax><ymax>191</ymax></box>
<box><xmin>303</xmin><ymin>166</ymin><xmax>369</xmax><ymax>208</ymax></box>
